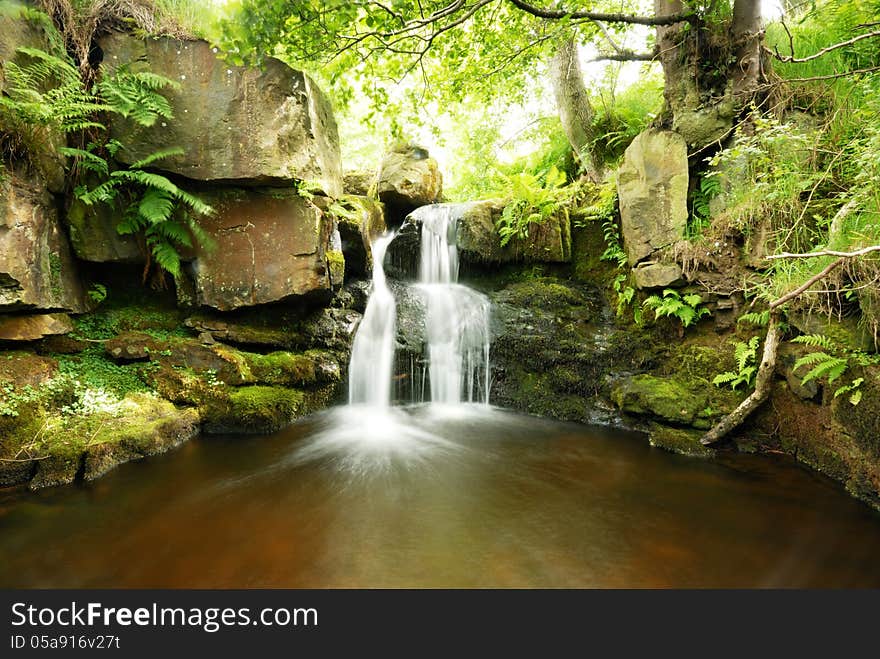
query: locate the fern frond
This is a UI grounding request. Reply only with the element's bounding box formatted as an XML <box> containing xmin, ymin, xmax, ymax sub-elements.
<box><xmin>129</xmin><ymin>147</ymin><xmax>185</xmax><ymax>170</ymax></box>
<box><xmin>738</xmin><ymin>311</ymin><xmax>770</xmax><ymax>327</ymax></box>
<box><xmin>791</xmin><ymin>334</ymin><xmax>836</xmax><ymax>351</ymax></box>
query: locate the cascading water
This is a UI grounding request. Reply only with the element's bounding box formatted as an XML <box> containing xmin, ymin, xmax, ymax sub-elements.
<box><xmin>347</xmin><ymin>204</ymin><xmax>492</xmax><ymax>408</ymax></box>
<box><xmin>348</xmin><ymin>234</ymin><xmax>397</xmax><ymax>407</ymax></box>
<box><xmin>412</xmin><ymin>205</ymin><xmax>491</xmax><ymax>405</ymax></box>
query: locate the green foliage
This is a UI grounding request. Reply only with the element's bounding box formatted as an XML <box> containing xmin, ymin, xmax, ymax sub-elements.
<box><xmin>495</xmin><ymin>166</ymin><xmax>568</xmax><ymax>247</ymax></box>
<box><xmin>689</xmin><ymin>172</ymin><xmax>721</xmax><ymax>238</ymax></box>
<box><xmin>738</xmin><ymin>310</ymin><xmax>770</xmax><ymax>327</ymax></box>
<box><xmin>0</xmin><ymin>12</ymin><xmax>213</xmax><ymax>280</ymax></box>
<box><xmin>713</xmin><ymin>336</ymin><xmax>760</xmax><ymax>391</ymax></box>
<box><xmin>590</xmin><ymin>70</ymin><xmax>664</xmax><ymax>164</ymax></box>
<box><xmin>790</xmin><ymin>333</ymin><xmax>879</xmax><ymax>405</ymax></box>
<box><xmin>643</xmin><ymin>289</ymin><xmax>711</xmax><ymax>328</ymax></box>
<box><xmin>87</xmin><ymin>283</ymin><xmax>108</xmax><ymax>305</ymax></box>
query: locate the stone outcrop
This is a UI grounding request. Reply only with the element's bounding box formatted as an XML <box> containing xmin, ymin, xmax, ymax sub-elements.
<box><xmin>632</xmin><ymin>262</ymin><xmax>684</xmax><ymax>289</ymax></box>
<box><xmin>98</xmin><ymin>32</ymin><xmax>343</xmax><ymax>197</ymax></box>
<box><xmin>65</xmin><ymin>198</ymin><xmax>141</xmax><ymax>263</ymax></box>
<box><xmin>387</xmin><ymin>201</ymin><xmax>571</xmax><ymax>273</ymax></box>
<box><xmin>0</xmin><ymin>170</ymin><xmax>86</xmax><ymax>315</ymax></box>
<box><xmin>376</xmin><ymin>144</ymin><xmax>442</xmax><ymax>219</ymax></box>
<box><xmin>0</xmin><ymin>313</ymin><xmax>73</xmax><ymax>341</ymax></box>
<box><xmin>617</xmin><ymin>129</ymin><xmax>689</xmax><ymax>265</ymax></box>
<box><xmin>187</xmin><ymin>188</ymin><xmax>344</xmax><ymax>311</ymax></box>
<box><xmin>343</xmin><ymin>170</ymin><xmax>374</xmax><ymax>196</ymax></box>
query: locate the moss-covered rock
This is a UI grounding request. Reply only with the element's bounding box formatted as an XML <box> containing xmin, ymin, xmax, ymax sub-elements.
<box><xmin>611</xmin><ymin>374</ymin><xmax>708</xmax><ymax>426</ymax></box>
<box><xmin>205</xmin><ymin>386</ymin><xmax>306</xmax><ymax>434</ymax></box>
<box><xmin>647</xmin><ymin>422</ymin><xmax>715</xmax><ymax>458</ymax></box>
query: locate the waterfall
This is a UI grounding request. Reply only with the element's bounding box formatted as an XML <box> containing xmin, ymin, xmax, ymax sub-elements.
<box><xmin>348</xmin><ymin>234</ymin><xmax>397</xmax><ymax>407</ymax></box>
<box><xmin>411</xmin><ymin>204</ymin><xmax>491</xmax><ymax>405</ymax></box>
<box><xmin>348</xmin><ymin>205</ymin><xmax>491</xmax><ymax>408</ymax></box>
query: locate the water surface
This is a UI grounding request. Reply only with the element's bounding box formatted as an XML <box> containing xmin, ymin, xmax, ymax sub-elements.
<box><xmin>2</xmin><ymin>406</ymin><xmax>880</xmax><ymax>588</ymax></box>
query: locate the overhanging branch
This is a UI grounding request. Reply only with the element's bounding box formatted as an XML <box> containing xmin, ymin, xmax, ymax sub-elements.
<box><xmin>507</xmin><ymin>0</ymin><xmax>698</xmax><ymax>26</ymax></box>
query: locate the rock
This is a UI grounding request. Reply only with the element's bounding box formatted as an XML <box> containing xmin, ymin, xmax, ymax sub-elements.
<box><xmin>632</xmin><ymin>262</ymin><xmax>684</xmax><ymax>289</ymax></box>
<box><xmin>98</xmin><ymin>32</ymin><xmax>343</xmax><ymax>196</ymax></box>
<box><xmin>343</xmin><ymin>170</ymin><xmax>374</xmax><ymax>196</ymax></box>
<box><xmin>0</xmin><ymin>352</ymin><xmax>58</xmax><ymax>386</ymax></box>
<box><xmin>186</xmin><ymin>187</ymin><xmax>343</xmax><ymax>311</ymax></box>
<box><xmin>387</xmin><ymin>201</ymin><xmax>571</xmax><ymax>270</ymax></box>
<box><xmin>82</xmin><ymin>397</ymin><xmax>200</xmax><ymax>481</ymax></box>
<box><xmin>0</xmin><ymin>169</ymin><xmax>87</xmax><ymax>313</ymax></box>
<box><xmin>611</xmin><ymin>374</ymin><xmax>708</xmax><ymax>426</ymax></box>
<box><xmin>0</xmin><ymin>313</ymin><xmax>73</xmax><ymax>341</ymax></box>
<box><xmin>330</xmin><ymin>194</ymin><xmax>387</xmax><ymax>277</ymax></box>
<box><xmin>104</xmin><ymin>331</ymin><xmax>164</xmax><ymax>361</ymax></box>
<box><xmin>30</xmin><ymin>455</ymin><xmax>81</xmax><ymax>490</ymax></box>
<box><xmin>455</xmin><ymin>200</ymin><xmax>571</xmax><ymax>264</ymax></box>
<box><xmin>203</xmin><ymin>386</ymin><xmax>306</xmax><ymax>434</ymax></box>
<box><xmin>65</xmin><ymin>198</ymin><xmax>141</xmax><ymax>263</ymax></box>
<box><xmin>184</xmin><ymin>305</ymin><xmax>361</xmax><ymax>352</ymax></box>
<box><xmin>376</xmin><ymin>143</ymin><xmax>442</xmax><ymax>219</ymax></box>
<box><xmin>789</xmin><ymin>312</ymin><xmax>876</xmax><ymax>353</ymax></box>
<box><xmin>617</xmin><ymin>129</ymin><xmax>689</xmax><ymax>265</ymax></box>
<box><xmin>672</xmin><ymin>100</ymin><xmax>734</xmax><ymax>149</ymax></box>
<box><xmin>777</xmin><ymin>346</ymin><xmax>819</xmax><ymax>401</ymax></box>
<box><xmin>647</xmin><ymin>422</ymin><xmax>715</xmax><ymax>458</ymax></box>
<box><xmin>0</xmin><ymin>3</ymin><xmax>66</xmax><ymax>192</ymax></box>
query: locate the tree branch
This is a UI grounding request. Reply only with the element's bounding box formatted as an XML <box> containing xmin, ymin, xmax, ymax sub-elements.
<box><xmin>767</xmin><ymin>29</ymin><xmax>880</xmax><ymax>63</ymax></box>
<box><xmin>506</xmin><ymin>0</ymin><xmax>698</xmax><ymax>26</ymax></box>
<box><xmin>765</xmin><ymin>245</ymin><xmax>880</xmax><ymax>261</ymax></box>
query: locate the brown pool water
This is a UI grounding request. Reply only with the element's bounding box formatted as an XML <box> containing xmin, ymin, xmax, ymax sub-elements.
<box><xmin>2</xmin><ymin>405</ymin><xmax>880</xmax><ymax>588</ymax></box>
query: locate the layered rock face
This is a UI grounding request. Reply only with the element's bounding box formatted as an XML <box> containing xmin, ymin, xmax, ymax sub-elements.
<box><xmin>98</xmin><ymin>33</ymin><xmax>343</xmax><ymax>197</ymax></box>
<box><xmin>87</xmin><ymin>32</ymin><xmax>346</xmax><ymax>310</ymax></box>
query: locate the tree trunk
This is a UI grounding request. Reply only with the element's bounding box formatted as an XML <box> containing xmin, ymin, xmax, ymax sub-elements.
<box><xmin>551</xmin><ymin>35</ymin><xmax>600</xmax><ymax>180</ymax></box>
<box><xmin>654</xmin><ymin>0</ymin><xmax>687</xmax><ymax>125</ymax></box>
<box><xmin>701</xmin><ymin>311</ymin><xmax>783</xmax><ymax>445</ymax></box>
<box><xmin>731</xmin><ymin>0</ymin><xmax>765</xmax><ymax>98</ymax></box>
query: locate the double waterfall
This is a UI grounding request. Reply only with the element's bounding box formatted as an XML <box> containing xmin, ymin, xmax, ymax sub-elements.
<box><xmin>348</xmin><ymin>205</ymin><xmax>491</xmax><ymax>408</ymax></box>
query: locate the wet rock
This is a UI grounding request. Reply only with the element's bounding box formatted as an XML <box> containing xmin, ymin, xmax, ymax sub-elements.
<box><xmin>0</xmin><ymin>170</ymin><xmax>86</xmax><ymax>313</ymax></box>
<box><xmin>331</xmin><ymin>194</ymin><xmax>387</xmax><ymax>277</ymax></box>
<box><xmin>30</xmin><ymin>455</ymin><xmax>81</xmax><ymax>490</ymax></box>
<box><xmin>186</xmin><ymin>188</ymin><xmax>342</xmax><ymax>311</ymax></box>
<box><xmin>104</xmin><ymin>331</ymin><xmax>164</xmax><ymax>361</ymax></box>
<box><xmin>98</xmin><ymin>32</ymin><xmax>343</xmax><ymax>196</ymax></box>
<box><xmin>647</xmin><ymin>422</ymin><xmax>715</xmax><ymax>458</ymax></box>
<box><xmin>617</xmin><ymin>129</ymin><xmax>688</xmax><ymax>264</ymax></box>
<box><xmin>0</xmin><ymin>313</ymin><xmax>74</xmax><ymax>341</ymax></box>
<box><xmin>82</xmin><ymin>399</ymin><xmax>200</xmax><ymax>481</ymax></box>
<box><xmin>776</xmin><ymin>345</ymin><xmax>819</xmax><ymax>401</ymax></box>
<box><xmin>632</xmin><ymin>262</ymin><xmax>684</xmax><ymax>289</ymax></box>
<box><xmin>203</xmin><ymin>386</ymin><xmax>306</xmax><ymax>434</ymax></box>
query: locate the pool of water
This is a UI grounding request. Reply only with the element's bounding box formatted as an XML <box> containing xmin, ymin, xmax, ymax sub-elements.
<box><xmin>2</xmin><ymin>405</ymin><xmax>880</xmax><ymax>588</ymax></box>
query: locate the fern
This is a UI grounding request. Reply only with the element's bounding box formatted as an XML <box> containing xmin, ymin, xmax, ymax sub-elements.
<box><xmin>714</xmin><ymin>337</ymin><xmax>761</xmax><ymax>391</ymax></box>
<box><xmin>496</xmin><ymin>166</ymin><xmax>568</xmax><ymax>247</ymax></box>
<box><xmin>791</xmin><ymin>333</ymin><xmax>837</xmax><ymax>351</ymax></box>
<box><xmin>738</xmin><ymin>311</ymin><xmax>770</xmax><ymax>327</ymax></box>
<box><xmin>643</xmin><ymin>289</ymin><xmax>710</xmax><ymax>328</ymax></box>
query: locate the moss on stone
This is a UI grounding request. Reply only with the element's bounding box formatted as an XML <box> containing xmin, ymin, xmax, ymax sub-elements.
<box><xmin>244</xmin><ymin>351</ymin><xmax>317</xmax><ymax>386</ymax></box>
<box><xmin>326</xmin><ymin>249</ymin><xmax>345</xmax><ymax>286</ymax></box>
<box><xmin>500</xmin><ymin>279</ymin><xmax>589</xmax><ymax>311</ymax></box>
<box><xmin>611</xmin><ymin>374</ymin><xmax>708</xmax><ymax>426</ymax></box>
<box><xmin>206</xmin><ymin>386</ymin><xmax>306</xmax><ymax>434</ymax></box>
<box><xmin>648</xmin><ymin>423</ymin><xmax>715</xmax><ymax>458</ymax></box>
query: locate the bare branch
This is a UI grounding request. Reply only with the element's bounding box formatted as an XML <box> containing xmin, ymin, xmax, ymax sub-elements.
<box><xmin>766</xmin><ymin>245</ymin><xmax>880</xmax><ymax>261</ymax></box>
<box><xmin>767</xmin><ymin>29</ymin><xmax>880</xmax><ymax>63</ymax></box>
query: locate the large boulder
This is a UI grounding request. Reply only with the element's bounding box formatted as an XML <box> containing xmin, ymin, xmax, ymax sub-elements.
<box><xmin>0</xmin><ymin>313</ymin><xmax>73</xmax><ymax>341</ymax></box>
<box><xmin>0</xmin><ymin>169</ymin><xmax>86</xmax><ymax>314</ymax></box>
<box><xmin>375</xmin><ymin>144</ymin><xmax>442</xmax><ymax>219</ymax></box>
<box><xmin>617</xmin><ymin>129</ymin><xmax>689</xmax><ymax>265</ymax></box>
<box><xmin>185</xmin><ymin>187</ymin><xmax>344</xmax><ymax>311</ymax></box>
<box><xmin>98</xmin><ymin>32</ymin><xmax>343</xmax><ymax>197</ymax></box>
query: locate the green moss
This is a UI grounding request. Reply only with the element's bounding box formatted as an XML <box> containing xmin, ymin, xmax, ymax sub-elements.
<box><xmin>501</xmin><ymin>279</ymin><xmax>588</xmax><ymax>311</ymax></box>
<box><xmin>611</xmin><ymin>374</ymin><xmax>708</xmax><ymax>426</ymax></box>
<box><xmin>244</xmin><ymin>351</ymin><xmax>316</xmax><ymax>386</ymax></box>
<box><xmin>216</xmin><ymin>386</ymin><xmax>305</xmax><ymax>434</ymax></box>
<box><xmin>326</xmin><ymin>249</ymin><xmax>345</xmax><ymax>284</ymax></box>
<box><xmin>648</xmin><ymin>423</ymin><xmax>715</xmax><ymax>458</ymax></box>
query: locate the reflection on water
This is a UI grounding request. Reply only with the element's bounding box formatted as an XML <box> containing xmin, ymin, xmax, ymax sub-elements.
<box><xmin>2</xmin><ymin>405</ymin><xmax>880</xmax><ymax>588</ymax></box>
